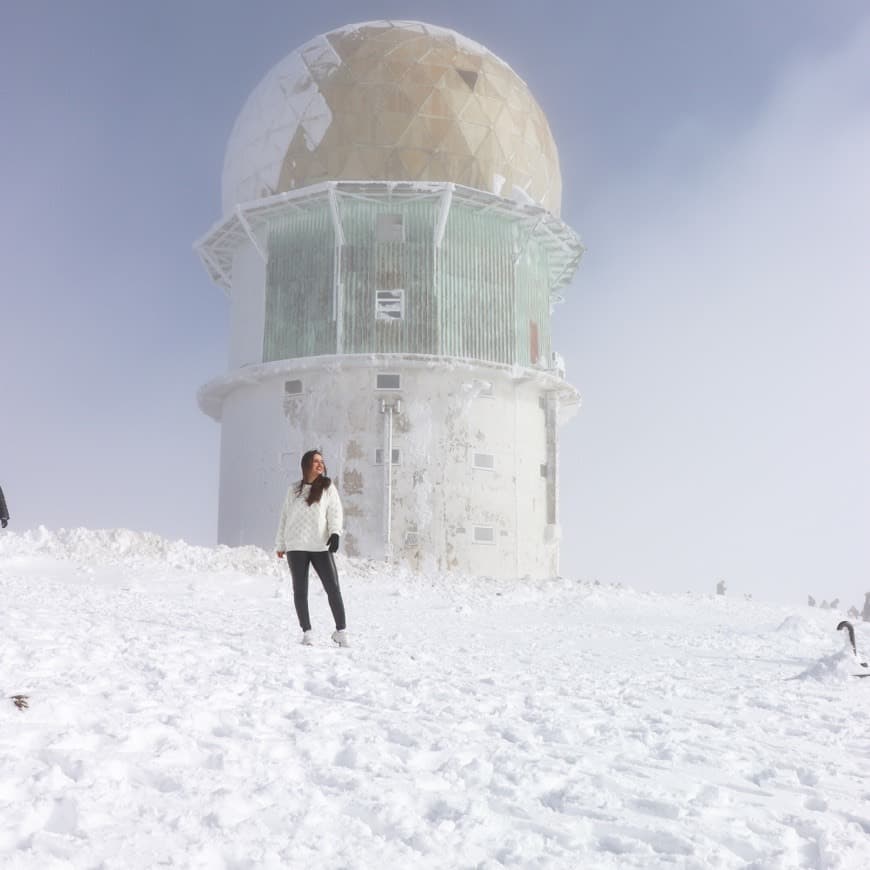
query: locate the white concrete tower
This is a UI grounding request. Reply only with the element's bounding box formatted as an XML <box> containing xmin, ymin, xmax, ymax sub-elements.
<box><xmin>195</xmin><ymin>20</ymin><xmax>584</xmax><ymax>577</ymax></box>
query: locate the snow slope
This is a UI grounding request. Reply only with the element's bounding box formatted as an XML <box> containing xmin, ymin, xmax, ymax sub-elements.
<box><xmin>2</xmin><ymin>528</ymin><xmax>869</xmax><ymax>869</ymax></box>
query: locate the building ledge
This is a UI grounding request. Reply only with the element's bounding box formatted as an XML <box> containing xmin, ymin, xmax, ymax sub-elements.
<box><xmin>198</xmin><ymin>352</ymin><xmax>580</xmax><ymax>420</ymax></box>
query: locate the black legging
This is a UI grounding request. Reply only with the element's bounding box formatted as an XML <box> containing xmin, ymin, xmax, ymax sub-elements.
<box><xmin>287</xmin><ymin>551</ymin><xmax>346</xmax><ymax>632</ymax></box>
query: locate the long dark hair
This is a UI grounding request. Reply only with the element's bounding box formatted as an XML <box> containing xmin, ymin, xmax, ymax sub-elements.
<box><xmin>296</xmin><ymin>449</ymin><xmax>332</xmax><ymax>505</ymax></box>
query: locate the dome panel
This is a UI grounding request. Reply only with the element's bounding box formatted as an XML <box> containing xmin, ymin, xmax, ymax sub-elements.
<box><xmin>458</xmin><ymin>95</ymin><xmax>490</xmax><ymax>127</ymax></box>
<box><xmin>341</xmin><ymin>149</ymin><xmax>369</xmax><ymax>179</ymax></box>
<box><xmin>419</xmin><ymin>87</ymin><xmax>456</xmax><ymax>118</ymax></box>
<box><xmin>458</xmin><ymin>121</ymin><xmax>489</xmax><ymax>154</ymax></box>
<box><xmin>398</xmin><ymin>81</ymin><xmax>435</xmax><ymax>108</ymax></box>
<box><xmin>222</xmin><ymin>20</ymin><xmax>562</xmax><ymax>215</ymax></box>
<box><xmin>387</xmin><ymin>38</ymin><xmax>432</xmax><ymax>65</ymax></box>
<box><xmin>397</xmin><ymin>147</ymin><xmax>430</xmax><ymax>178</ymax></box>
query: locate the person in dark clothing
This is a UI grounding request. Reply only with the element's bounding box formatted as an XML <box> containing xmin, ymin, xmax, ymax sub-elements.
<box><xmin>0</xmin><ymin>485</ymin><xmax>8</xmax><ymax>528</ymax></box>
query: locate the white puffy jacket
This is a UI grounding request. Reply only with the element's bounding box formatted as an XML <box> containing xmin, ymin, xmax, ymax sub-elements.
<box><xmin>275</xmin><ymin>481</ymin><xmax>344</xmax><ymax>552</ymax></box>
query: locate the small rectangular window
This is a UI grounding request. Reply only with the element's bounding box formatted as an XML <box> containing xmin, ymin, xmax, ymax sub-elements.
<box><xmin>376</xmin><ymin>373</ymin><xmax>401</xmax><ymax>390</ymax></box>
<box><xmin>376</xmin><ymin>213</ymin><xmax>404</xmax><ymax>242</ymax></box>
<box><xmin>472</xmin><ymin>453</ymin><xmax>495</xmax><ymax>470</ymax></box>
<box><xmin>375</xmin><ymin>289</ymin><xmax>405</xmax><ymax>321</ymax></box>
<box><xmin>284</xmin><ymin>379</ymin><xmax>303</xmax><ymax>395</ymax></box>
<box><xmin>375</xmin><ymin>448</ymin><xmax>401</xmax><ymax>465</ymax></box>
<box><xmin>540</xmin><ymin>463</ymin><xmax>549</xmax><ymax>478</ymax></box>
<box><xmin>473</xmin><ymin>525</ymin><xmax>495</xmax><ymax>545</ymax></box>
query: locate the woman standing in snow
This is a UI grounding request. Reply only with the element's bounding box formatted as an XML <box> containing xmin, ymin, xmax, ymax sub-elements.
<box><xmin>275</xmin><ymin>449</ymin><xmax>348</xmax><ymax>647</ymax></box>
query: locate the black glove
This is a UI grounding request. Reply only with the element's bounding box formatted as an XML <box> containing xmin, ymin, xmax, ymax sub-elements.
<box><xmin>1</xmin><ymin>519</ymin><xmax>6</xmax><ymax>528</ymax></box>
<box><xmin>327</xmin><ymin>533</ymin><xmax>339</xmax><ymax>553</ymax></box>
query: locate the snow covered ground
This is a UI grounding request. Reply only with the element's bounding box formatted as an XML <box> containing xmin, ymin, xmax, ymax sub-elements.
<box><xmin>2</xmin><ymin>528</ymin><xmax>869</xmax><ymax>869</ymax></box>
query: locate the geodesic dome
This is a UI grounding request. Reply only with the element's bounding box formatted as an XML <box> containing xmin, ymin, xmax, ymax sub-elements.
<box><xmin>222</xmin><ymin>20</ymin><xmax>562</xmax><ymax>216</ymax></box>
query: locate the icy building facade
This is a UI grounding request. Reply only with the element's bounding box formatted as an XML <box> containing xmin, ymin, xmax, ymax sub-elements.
<box><xmin>195</xmin><ymin>21</ymin><xmax>584</xmax><ymax>577</ymax></box>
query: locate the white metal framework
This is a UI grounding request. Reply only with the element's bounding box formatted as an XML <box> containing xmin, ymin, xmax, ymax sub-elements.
<box><xmin>194</xmin><ymin>180</ymin><xmax>584</xmax><ymax>298</ymax></box>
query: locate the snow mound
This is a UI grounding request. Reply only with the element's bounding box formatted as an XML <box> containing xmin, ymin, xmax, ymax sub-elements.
<box><xmin>791</xmin><ymin>649</ymin><xmax>864</xmax><ymax>683</ymax></box>
<box><xmin>0</xmin><ymin>526</ymin><xmax>273</xmax><ymax>575</ymax></box>
<box><xmin>774</xmin><ymin>614</ymin><xmax>827</xmax><ymax>643</ymax></box>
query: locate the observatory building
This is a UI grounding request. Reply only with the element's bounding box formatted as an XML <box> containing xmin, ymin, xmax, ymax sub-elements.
<box><xmin>195</xmin><ymin>20</ymin><xmax>584</xmax><ymax>577</ymax></box>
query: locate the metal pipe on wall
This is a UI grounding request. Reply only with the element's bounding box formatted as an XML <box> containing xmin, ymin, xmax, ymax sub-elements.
<box><xmin>381</xmin><ymin>399</ymin><xmax>393</xmax><ymax>561</ymax></box>
<box><xmin>380</xmin><ymin>397</ymin><xmax>404</xmax><ymax>562</ymax></box>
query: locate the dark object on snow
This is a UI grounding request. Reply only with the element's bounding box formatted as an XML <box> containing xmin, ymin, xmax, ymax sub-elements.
<box><xmin>863</xmin><ymin>592</ymin><xmax>870</xmax><ymax>623</ymax></box>
<box><xmin>0</xmin><ymin>485</ymin><xmax>8</xmax><ymax>528</ymax></box>
<box><xmin>327</xmin><ymin>533</ymin><xmax>340</xmax><ymax>553</ymax></box>
<box><xmin>9</xmin><ymin>695</ymin><xmax>28</xmax><ymax>710</ymax></box>
<box><xmin>837</xmin><ymin>620</ymin><xmax>868</xmax><ymax>668</ymax></box>
<box><xmin>716</xmin><ymin>579</ymin><xmax>726</xmax><ymax>596</ymax></box>
<box><xmin>807</xmin><ymin>595</ymin><xmax>816</xmax><ymax>607</ymax></box>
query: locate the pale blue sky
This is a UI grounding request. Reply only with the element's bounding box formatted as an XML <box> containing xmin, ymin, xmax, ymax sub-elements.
<box><xmin>2</xmin><ymin>1</ymin><xmax>868</xmax><ymax>607</ymax></box>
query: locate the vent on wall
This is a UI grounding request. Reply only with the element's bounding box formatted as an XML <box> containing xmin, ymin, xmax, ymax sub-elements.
<box><xmin>284</xmin><ymin>379</ymin><xmax>302</xmax><ymax>395</ymax></box>
<box><xmin>375</xmin><ymin>289</ymin><xmax>405</xmax><ymax>321</ymax></box>
<box><xmin>376</xmin><ymin>373</ymin><xmax>401</xmax><ymax>390</ymax></box>
<box><xmin>375</xmin><ymin>448</ymin><xmax>401</xmax><ymax>465</ymax></box>
<box><xmin>473</xmin><ymin>525</ymin><xmax>495</xmax><ymax>545</ymax></box>
<box><xmin>472</xmin><ymin>453</ymin><xmax>495</xmax><ymax>470</ymax></box>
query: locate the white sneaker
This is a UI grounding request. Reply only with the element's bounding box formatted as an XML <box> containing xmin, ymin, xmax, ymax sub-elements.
<box><xmin>301</xmin><ymin>630</ymin><xmax>314</xmax><ymax>646</ymax></box>
<box><xmin>331</xmin><ymin>630</ymin><xmax>350</xmax><ymax>648</ymax></box>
